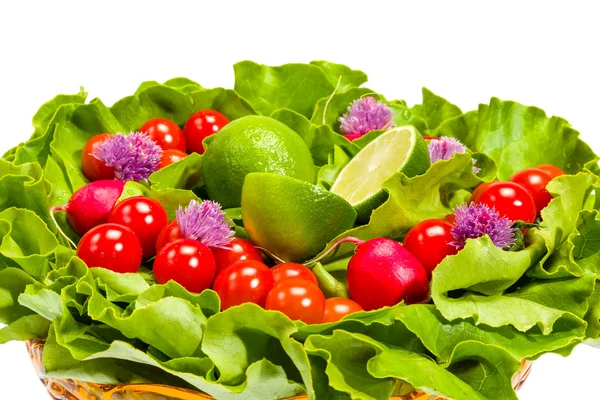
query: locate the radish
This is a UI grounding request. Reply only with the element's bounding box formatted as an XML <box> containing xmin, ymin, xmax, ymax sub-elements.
<box><xmin>312</xmin><ymin>237</ymin><xmax>429</xmax><ymax>311</ymax></box>
<box><xmin>346</xmin><ymin>238</ymin><xmax>429</xmax><ymax>310</ymax></box>
<box><xmin>50</xmin><ymin>180</ymin><xmax>125</xmax><ymax>243</ymax></box>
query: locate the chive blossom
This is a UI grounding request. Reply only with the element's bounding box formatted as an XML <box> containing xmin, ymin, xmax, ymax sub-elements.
<box><xmin>428</xmin><ymin>136</ymin><xmax>480</xmax><ymax>174</ymax></box>
<box><xmin>339</xmin><ymin>97</ymin><xmax>394</xmax><ymax>139</ymax></box>
<box><xmin>176</xmin><ymin>200</ymin><xmax>234</xmax><ymax>249</ymax></box>
<box><xmin>451</xmin><ymin>202</ymin><xmax>517</xmax><ymax>249</ymax></box>
<box><xmin>92</xmin><ymin>132</ymin><xmax>162</xmax><ymax>182</ymax></box>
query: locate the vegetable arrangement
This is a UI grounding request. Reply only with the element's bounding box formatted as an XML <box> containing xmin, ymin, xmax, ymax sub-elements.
<box><xmin>1</xmin><ymin>60</ymin><xmax>599</xmax><ymax>400</ymax></box>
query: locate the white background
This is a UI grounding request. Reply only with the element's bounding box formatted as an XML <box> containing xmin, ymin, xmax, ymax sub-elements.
<box><xmin>0</xmin><ymin>1</ymin><xmax>599</xmax><ymax>399</ymax></box>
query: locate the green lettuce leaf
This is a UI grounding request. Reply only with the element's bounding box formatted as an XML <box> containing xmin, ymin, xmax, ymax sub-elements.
<box><xmin>234</xmin><ymin>61</ymin><xmax>335</xmax><ymax>118</ymax></box>
<box><xmin>411</xmin><ymin>88</ymin><xmax>464</xmax><ymax>133</ymax></box>
<box><xmin>309</xmin><ymin>61</ymin><xmax>368</xmax><ymax>92</ymax></box>
<box><xmin>270</xmin><ymin>108</ymin><xmax>359</xmax><ymax>166</ymax></box>
<box><xmin>439</xmin><ymin>97</ymin><xmax>598</xmax><ymax>179</ymax></box>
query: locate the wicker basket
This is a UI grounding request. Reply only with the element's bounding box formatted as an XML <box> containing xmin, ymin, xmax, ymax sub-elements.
<box><xmin>26</xmin><ymin>340</ymin><xmax>532</xmax><ymax>400</ymax></box>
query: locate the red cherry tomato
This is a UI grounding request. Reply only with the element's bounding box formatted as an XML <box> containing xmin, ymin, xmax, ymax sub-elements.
<box><xmin>81</xmin><ymin>134</ymin><xmax>115</xmax><ymax>181</ymax></box>
<box><xmin>444</xmin><ymin>214</ymin><xmax>456</xmax><ymax>225</ymax></box>
<box><xmin>159</xmin><ymin>149</ymin><xmax>188</xmax><ymax>169</ymax></box>
<box><xmin>322</xmin><ymin>298</ymin><xmax>363</xmax><ymax>323</ymax></box>
<box><xmin>183</xmin><ymin>110</ymin><xmax>229</xmax><ymax>154</ymax></box>
<box><xmin>476</xmin><ymin>182</ymin><xmax>537</xmax><ymax>223</ymax></box>
<box><xmin>213</xmin><ymin>260</ymin><xmax>274</xmax><ymax>310</ymax></box>
<box><xmin>154</xmin><ymin>238</ymin><xmax>216</xmax><ymax>293</ymax></box>
<box><xmin>139</xmin><ymin>118</ymin><xmax>186</xmax><ymax>152</ymax></box>
<box><xmin>211</xmin><ymin>238</ymin><xmax>263</xmax><ymax>275</ymax></box>
<box><xmin>156</xmin><ymin>220</ymin><xmax>184</xmax><ymax>253</ymax></box>
<box><xmin>271</xmin><ymin>263</ymin><xmax>318</xmax><ymax>286</ymax></box>
<box><xmin>265</xmin><ymin>279</ymin><xmax>326</xmax><ymax>324</ymax></box>
<box><xmin>536</xmin><ymin>164</ymin><xmax>566</xmax><ymax>179</ymax></box>
<box><xmin>510</xmin><ymin>168</ymin><xmax>554</xmax><ymax>216</ymax></box>
<box><xmin>77</xmin><ymin>223</ymin><xmax>142</xmax><ymax>273</ymax></box>
<box><xmin>403</xmin><ymin>219</ymin><xmax>458</xmax><ymax>278</ymax></box>
<box><xmin>108</xmin><ymin>196</ymin><xmax>168</xmax><ymax>259</ymax></box>
<box><xmin>470</xmin><ymin>181</ymin><xmax>494</xmax><ymax>203</ymax></box>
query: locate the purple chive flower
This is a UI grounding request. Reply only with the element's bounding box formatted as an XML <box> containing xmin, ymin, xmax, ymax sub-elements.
<box><xmin>428</xmin><ymin>136</ymin><xmax>480</xmax><ymax>174</ymax></box>
<box><xmin>92</xmin><ymin>132</ymin><xmax>162</xmax><ymax>181</ymax></box>
<box><xmin>176</xmin><ymin>200</ymin><xmax>234</xmax><ymax>248</ymax></box>
<box><xmin>339</xmin><ymin>97</ymin><xmax>394</xmax><ymax>138</ymax></box>
<box><xmin>451</xmin><ymin>203</ymin><xmax>517</xmax><ymax>249</ymax></box>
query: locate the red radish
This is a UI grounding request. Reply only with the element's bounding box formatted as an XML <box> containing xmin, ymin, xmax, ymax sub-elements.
<box><xmin>82</xmin><ymin>134</ymin><xmax>115</xmax><ymax>181</ymax></box>
<box><xmin>183</xmin><ymin>110</ymin><xmax>229</xmax><ymax>154</ymax></box>
<box><xmin>213</xmin><ymin>260</ymin><xmax>275</xmax><ymax>310</ymax></box>
<box><xmin>50</xmin><ymin>180</ymin><xmax>125</xmax><ymax>242</ymax></box>
<box><xmin>156</xmin><ymin>220</ymin><xmax>184</xmax><ymax>253</ymax></box>
<box><xmin>322</xmin><ymin>298</ymin><xmax>363</xmax><ymax>323</ymax></box>
<box><xmin>154</xmin><ymin>238</ymin><xmax>216</xmax><ymax>293</ymax></box>
<box><xmin>140</xmin><ymin>118</ymin><xmax>187</xmax><ymax>152</ymax></box>
<box><xmin>271</xmin><ymin>263</ymin><xmax>318</xmax><ymax>286</ymax></box>
<box><xmin>346</xmin><ymin>238</ymin><xmax>429</xmax><ymax>311</ymax></box>
<box><xmin>159</xmin><ymin>149</ymin><xmax>188</xmax><ymax>169</ymax></box>
<box><xmin>211</xmin><ymin>238</ymin><xmax>263</xmax><ymax>274</ymax></box>
<box><xmin>108</xmin><ymin>196</ymin><xmax>168</xmax><ymax>259</ymax></box>
<box><xmin>77</xmin><ymin>223</ymin><xmax>142</xmax><ymax>273</ymax></box>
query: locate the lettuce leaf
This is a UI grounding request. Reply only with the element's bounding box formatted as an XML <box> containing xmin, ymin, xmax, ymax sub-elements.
<box><xmin>234</xmin><ymin>61</ymin><xmax>335</xmax><ymax>118</ymax></box>
<box><xmin>309</xmin><ymin>61</ymin><xmax>368</xmax><ymax>92</ymax></box>
<box><xmin>438</xmin><ymin>97</ymin><xmax>598</xmax><ymax>179</ymax></box>
<box><xmin>271</xmin><ymin>108</ymin><xmax>359</xmax><ymax>166</ymax></box>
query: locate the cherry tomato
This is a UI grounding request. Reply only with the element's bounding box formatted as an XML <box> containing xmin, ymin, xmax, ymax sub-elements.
<box><xmin>211</xmin><ymin>238</ymin><xmax>263</xmax><ymax>275</ymax></box>
<box><xmin>344</xmin><ymin>133</ymin><xmax>362</xmax><ymax>142</ymax></box>
<box><xmin>213</xmin><ymin>260</ymin><xmax>274</xmax><ymax>310</ymax></box>
<box><xmin>156</xmin><ymin>220</ymin><xmax>184</xmax><ymax>253</ymax></box>
<box><xmin>470</xmin><ymin>181</ymin><xmax>494</xmax><ymax>203</ymax></box>
<box><xmin>183</xmin><ymin>110</ymin><xmax>229</xmax><ymax>154</ymax></box>
<box><xmin>271</xmin><ymin>263</ymin><xmax>318</xmax><ymax>286</ymax></box>
<box><xmin>403</xmin><ymin>219</ymin><xmax>458</xmax><ymax>278</ymax></box>
<box><xmin>154</xmin><ymin>238</ymin><xmax>216</xmax><ymax>293</ymax></box>
<box><xmin>322</xmin><ymin>298</ymin><xmax>363</xmax><ymax>323</ymax></box>
<box><xmin>476</xmin><ymin>182</ymin><xmax>537</xmax><ymax>223</ymax></box>
<box><xmin>159</xmin><ymin>149</ymin><xmax>188</xmax><ymax>169</ymax></box>
<box><xmin>444</xmin><ymin>214</ymin><xmax>456</xmax><ymax>225</ymax></box>
<box><xmin>265</xmin><ymin>279</ymin><xmax>326</xmax><ymax>324</ymax></box>
<box><xmin>536</xmin><ymin>164</ymin><xmax>566</xmax><ymax>179</ymax></box>
<box><xmin>77</xmin><ymin>223</ymin><xmax>142</xmax><ymax>273</ymax></box>
<box><xmin>108</xmin><ymin>196</ymin><xmax>168</xmax><ymax>259</ymax></box>
<box><xmin>510</xmin><ymin>168</ymin><xmax>554</xmax><ymax>216</ymax></box>
<box><xmin>139</xmin><ymin>118</ymin><xmax>186</xmax><ymax>152</ymax></box>
<box><xmin>81</xmin><ymin>134</ymin><xmax>115</xmax><ymax>181</ymax></box>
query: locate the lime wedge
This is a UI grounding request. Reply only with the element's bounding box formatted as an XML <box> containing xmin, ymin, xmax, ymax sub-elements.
<box><xmin>330</xmin><ymin>126</ymin><xmax>430</xmax><ymax>221</ymax></box>
<box><xmin>242</xmin><ymin>173</ymin><xmax>357</xmax><ymax>262</ymax></box>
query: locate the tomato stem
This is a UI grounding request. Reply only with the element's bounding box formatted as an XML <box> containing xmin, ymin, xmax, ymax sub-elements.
<box><xmin>49</xmin><ymin>206</ymin><xmax>77</xmax><ymax>249</ymax></box>
<box><xmin>304</xmin><ymin>237</ymin><xmax>364</xmax><ymax>266</ymax></box>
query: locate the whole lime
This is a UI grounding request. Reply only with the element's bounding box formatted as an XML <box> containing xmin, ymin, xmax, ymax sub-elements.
<box><xmin>242</xmin><ymin>172</ymin><xmax>357</xmax><ymax>262</ymax></box>
<box><xmin>203</xmin><ymin>116</ymin><xmax>315</xmax><ymax>208</ymax></box>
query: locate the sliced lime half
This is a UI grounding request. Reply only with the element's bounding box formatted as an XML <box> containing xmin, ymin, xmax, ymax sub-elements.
<box><xmin>330</xmin><ymin>126</ymin><xmax>430</xmax><ymax>220</ymax></box>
